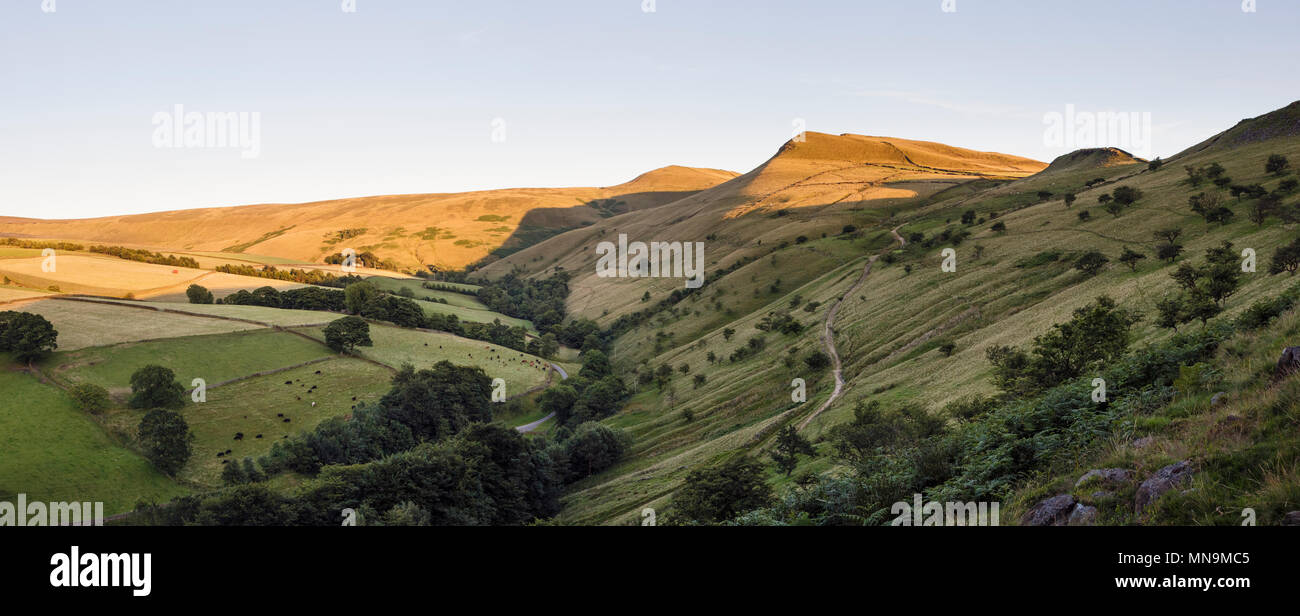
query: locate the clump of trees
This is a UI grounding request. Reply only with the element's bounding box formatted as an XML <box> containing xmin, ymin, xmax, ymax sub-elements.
<box><xmin>186</xmin><ymin>284</ymin><xmax>215</xmax><ymax>304</ymax></box>
<box><xmin>1154</xmin><ymin>242</ymin><xmax>1243</xmax><ymax>330</ymax></box>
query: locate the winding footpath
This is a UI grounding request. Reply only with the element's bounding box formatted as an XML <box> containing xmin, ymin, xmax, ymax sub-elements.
<box><xmin>797</xmin><ymin>226</ymin><xmax>906</xmax><ymax>431</ymax></box>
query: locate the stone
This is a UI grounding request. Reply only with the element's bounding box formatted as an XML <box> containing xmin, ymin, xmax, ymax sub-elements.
<box><xmin>1275</xmin><ymin>346</ymin><xmax>1300</xmax><ymax>381</ymax></box>
<box><xmin>1022</xmin><ymin>494</ymin><xmax>1077</xmax><ymax>526</ymax></box>
<box><xmin>1210</xmin><ymin>391</ymin><xmax>1229</xmax><ymax>406</ymax></box>
<box><xmin>1135</xmin><ymin>461</ymin><xmax>1194</xmax><ymax>513</ymax></box>
<box><xmin>1068</xmin><ymin>503</ymin><xmax>1098</xmax><ymax>526</ymax></box>
<box><xmin>1132</xmin><ymin>436</ymin><xmax>1157</xmax><ymax>450</ymax></box>
<box><xmin>1282</xmin><ymin>511</ymin><xmax>1300</xmax><ymax>526</ymax></box>
<box><xmin>1075</xmin><ymin>468</ymin><xmax>1135</xmax><ymax>489</ymax></box>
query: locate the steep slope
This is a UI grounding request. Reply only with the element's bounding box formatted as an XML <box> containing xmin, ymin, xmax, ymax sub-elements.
<box><xmin>0</xmin><ymin>166</ymin><xmax>738</xmax><ymax>272</ymax></box>
<box><xmin>478</xmin><ymin>132</ymin><xmax>1045</xmax><ymax>325</ymax></box>
<box><xmin>552</xmin><ymin>105</ymin><xmax>1300</xmax><ymax>525</ymax></box>
<box><xmin>1175</xmin><ymin>100</ymin><xmax>1300</xmax><ymax>160</ymax></box>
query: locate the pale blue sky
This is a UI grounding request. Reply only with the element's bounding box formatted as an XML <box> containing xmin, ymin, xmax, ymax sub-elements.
<box><xmin>2</xmin><ymin>0</ymin><xmax>1296</xmax><ymax>219</ymax></box>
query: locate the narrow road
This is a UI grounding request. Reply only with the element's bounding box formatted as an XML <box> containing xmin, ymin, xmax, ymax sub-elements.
<box><xmin>515</xmin><ymin>362</ymin><xmax>568</xmax><ymax>433</ymax></box>
<box><xmin>797</xmin><ymin>226</ymin><xmax>905</xmax><ymax>431</ymax></box>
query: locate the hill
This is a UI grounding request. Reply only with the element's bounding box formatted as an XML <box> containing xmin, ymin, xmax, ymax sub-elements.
<box><xmin>0</xmin><ymin>166</ymin><xmax>738</xmax><ymax>273</ymax></box>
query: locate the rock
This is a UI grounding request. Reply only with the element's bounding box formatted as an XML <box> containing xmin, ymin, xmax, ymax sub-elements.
<box><xmin>1022</xmin><ymin>494</ymin><xmax>1078</xmax><ymax>526</ymax></box>
<box><xmin>1075</xmin><ymin>468</ymin><xmax>1135</xmax><ymax>489</ymax></box>
<box><xmin>1275</xmin><ymin>346</ymin><xmax>1300</xmax><ymax>381</ymax></box>
<box><xmin>1135</xmin><ymin>461</ymin><xmax>1194</xmax><ymax>513</ymax></box>
<box><xmin>1132</xmin><ymin>436</ymin><xmax>1157</xmax><ymax>450</ymax></box>
<box><xmin>1068</xmin><ymin>503</ymin><xmax>1098</xmax><ymax>526</ymax></box>
<box><xmin>1091</xmin><ymin>491</ymin><xmax>1114</xmax><ymax>502</ymax></box>
<box><xmin>1282</xmin><ymin>511</ymin><xmax>1300</xmax><ymax>526</ymax></box>
<box><xmin>1210</xmin><ymin>391</ymin><xmax>1229</xmax><ymax>406</ymax></box>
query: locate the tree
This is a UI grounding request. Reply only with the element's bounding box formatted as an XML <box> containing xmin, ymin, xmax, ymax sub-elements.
<box><xmin>380</xmin><ymin>362</ymin><xmax>492</xmax><ymax>441</ymax></box>
<box><xmin>671</xmin><ymin>457</ymin><xmax>772</xmax><ymax>524</ymax></box>
<box><xmin>0</xmin><ymin>311</ymin><xmax>58</xmax><ymax>363</ymax></box>
<box><xmin>186</xmin><ymin>284</ymin><xmax>214</xmax><ymax>304</ymax></box>
<box><xmin>1104</xmin><ymin>201</ymin><xmax>1125</xmax><ymax>218</ymax></box>
<box><xmin>961</xmin><ymin>210</ymin><xmax>976</xmax><ymax>224</ymax></box>
<box><xmin>1185</xmin><ymin>165</ymin><xmax>1206</xmax><ymax>187</ymax></box>
<box><xmin>323</xmin><ymin>316</ymin><xmax>372</xmax><ymax>353</ymax></box>
<box><xmin>1098</xmin><ymin>193</ymin><xmax>1113</xmax><ymax>205</ymax></box>
<box><xmin>1156</xmin><ymin>243</ymin><xmax>1185</xmax><ymax>263</ymax></box>
<box><xmin>770</xmin><ymin>426</ymin><xmax>815</xmax><ymax>476</ymax></box>
<box><xmin>986</xmin><ymin>296</ymin><xmax>1139</xmax><ymax>395</ymax></box>
<box><xmin>722</xmin><ymin>327</ymin><xmax>735</xmax><ymax>341</ymax></box>
<box><xmin>538</xmin><ymin>385</ymin><xmax>578</xmax><ymax>425</ymax></box>
<box><xmin>938</xmin><ymin>341</ymin><xmax>956</xmax><ymax>357</ymax></box>
<box><xmin>1036</xmin><ymin>191</ymin><xmax>1053</xmax><ymax>201</ymax></box>
<box><xmin>1269</xmin><ymin>238</ymin><xmax>1300</xmax><ymax>275</ymax></box>
<box><xmin>1154</xmin><ymin>296</ymin><xmax>1191</xmax><ymax>332</ymax></box>
<box><xmin>138</xmin><ymin>408</ymin><xmax>193</xmax><ymax>476</ymax></box>
<box><xmin>69</xmin><ymin>383</ymin><xmax>112</xmax><ymax>414</ymax></box>
<box><xmin>1250</xmin><ymin>193</ymin><xmax>1282</xmax><ymax>226</ymax></box>
<box><xmin>1148</xmin><ymin>157</ymin><xmax>1163</xmax><ymax>171</ymax></box>
<box><xmin>693</xmin><ymin>374</ymin><xmax>706</xmax><ymax>389</ymax></box>
<box><xmin>1077</xmin><ymin>210</ymin><xmax>1091</xmax><ymax>221</ymax></box>
<box><xmin>1266</xmin><ymin>154</ymin><xmax>1290</xmax><ymax>176</ymax></box>
<box><xmin>803</xmin><ymin>350</ymin><xmax>831</xmax><ymax>371</ymax></box>
<box><xmin>344</xmin><ymin>281</ymin><xmax>380</xmax><ymax>314</ymax></box>
<box><xmin>129</xmin><ymin>365</ymin><xmax>186</xmax><ymax>410</ymax></box>
<box><xmin>1204</xmin><ymin>162</ymin><xmax>1226</xmax><ymax>180</ymax></box>
<box><xmin>579</xmin><ymin>349</ymin><xmax>612</xmax><ymax>379</ymax></box>
<box><xmin>1112</xmin><ymin>186</ymin><xmax>1143</xmax><ymax>206</ymax></box>
<box><xmin>990</xmin><ymin>221</ymin><xmax>1007</xmax><ymax>233</ymax></box>
<box><xmin>564</xmin><ymin>422</ymin><xmax>628</xmax><ymax>481</ymax></box>
<box><xmin>1074</xmin><ymin>251</ymin><xmax>1109</xmax><ymax>276</ymax></box>
<box><xmin>1153</xmin><ymin>228</ymin><xmax>1183</xmax><ymax>244</ymax></box>
<box><xmin>1118</xmin><ymin>247</ymin><xmax>1147</xmax><ymax>271</ymax></box>
<box><xmin>1063</xmin><ymin>193</ymin><xmax>1076</xmax><ymax>208</ymax></box>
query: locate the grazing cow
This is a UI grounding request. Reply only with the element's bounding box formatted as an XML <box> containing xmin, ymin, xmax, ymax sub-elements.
<box><xmin>284</xmin><ymin>418</ymin><xmax>291</xmax><ymax>423</ymax></box>
<box><xmin>255</xmin><ymin>434</ymin><xmax>263</xmax><ymax>439</ymax></box>
<box><xmin>315</xmin><ymin>370</ymin><xmax>322</xmax><ymax>374</ymax></box>
<box><xmin>284</xmin><ymin>381</ymin><xmax>293</xmax><ymax>385</ymax></box>
<box><xmin>216</xmin><ymin>452</ymin><xmax>224</xmax><ymax>458</ymax></box>
<box><xmin>225</xmin><ymin>449</ymin><xmax>232</xmax><ymax>454</ymax></box>
<box><xmin>234</xmin><ymin>433</ymin><xmax>244</xmax><ymax>441</ymax></box>
<box><xmin>277</xmin><ymin>413</ymin><xmax>284</xmax><ymax>417</ymax></box>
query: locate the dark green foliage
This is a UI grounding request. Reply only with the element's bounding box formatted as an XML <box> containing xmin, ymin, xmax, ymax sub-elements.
<box><xmin>323</xmin><ymin>316</ymin><xmax>372</xmax><ymax>353</ymax></box>
<box><xmin>986</xmin><ymin>296</ymin><xmax>1139</xmax><ymax>396</ymax></box>
<box><xmin>671</xmin><ymin>457</ymin><xmax>772</xmax><ymax>524</ymax></box>
<box><xmin>128</xmin><ymin>365</ymin><xmax>186</xmax><ymax>410</ymax></box>
<box><xmin>186</xmin><ymin>284</ymin><xmax>215</xmax><ymax>304</ymax></box>
<box><xmin>68</xmin><ymin>383</ymin><xmax>111</xmax><ymax>414</ymax></box>
<box><xmin>0</xmin><ymin>311</ymin><xmax>58</xmax><ymax>363</ymax></box>
<box><xmin>138</xmin><ymin>408</ymin><xmax>193</xmax><ymax>476</ymax></box>
<box><xmin>770</xmin><ymin>425</ymin><xmax>815</xmax><ymax>476</ymax></box>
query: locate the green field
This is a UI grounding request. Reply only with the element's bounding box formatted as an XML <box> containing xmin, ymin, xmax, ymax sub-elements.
<box><xmin>95</xmin><ymin>357</ymin><xmax>395</xmax><ymax>487</ymax></box>
<box><xmin>295</xmin><ymin>323</ymin><xmax>552</xmax><ymax>392</ymax></box>
<box><xmin>121</xmin><ymin>299</ymin><xmax>338</xmax><ymax>327</ymax></box>
<box><xmin>50</xmin><ymin>329</ymin><xmax>331</xmax><ymax>393</ymax></box>
<box><xmin>0</xmin><ymin>371</ymin><xmax>188</xmax><ymax>515</ymax></box>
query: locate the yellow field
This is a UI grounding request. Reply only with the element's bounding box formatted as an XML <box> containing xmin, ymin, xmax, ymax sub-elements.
<box><xmin>9</xmin><ymin>298</ymin><xmax>264</xmax><ymax>350</ymax></box>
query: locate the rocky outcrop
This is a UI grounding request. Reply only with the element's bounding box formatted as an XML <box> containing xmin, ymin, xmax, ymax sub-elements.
<box><xmin>1022</xmin><ymin>494</ymin><xmax>1078</xmax><ymax>526</ymax></box>
<box><xmin>1135</xmin><ymin>461</ymin><xmax>1194</xmax><ymax>514</ymax></box>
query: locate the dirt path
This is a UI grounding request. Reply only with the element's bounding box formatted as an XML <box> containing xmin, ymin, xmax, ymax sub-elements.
<box><xmin>797</xmin><ymin>226</ymin><xmax>905</xmax><ymax>431</ymax></box>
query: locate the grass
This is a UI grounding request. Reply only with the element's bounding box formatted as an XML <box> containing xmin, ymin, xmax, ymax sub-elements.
<box><xmin>49</xmin><ymin>329</ymin><xmax>331</xmax><ymax>394</ymax></box>
<box><xmin>0</xmin><ymin>371</ymin><xmax>188</xmax><ymax>515</ymax></box>
<box><xmin>14</xmin><ymin>298</ymin><xmax>264</xmax><ymax>350</ymax></box>
<box><xmin>365</xmin><ymin>276</ymin><xmax>488</xmax><ymax>309</ymax></box>
<box><xmin>294</xmin><ymin>323</ymin><xmax>551</xmax><ymax>392</ymax></box>
<box><xmin>98</xmin><ymin>357</ymin><xmax>394</xmax><ymax>487</ymax></box>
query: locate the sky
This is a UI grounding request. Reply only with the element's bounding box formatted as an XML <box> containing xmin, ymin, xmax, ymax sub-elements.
<box><xmin>1</xmin><ymin>0</ymin><xmax>1297</xmax><ymax>219</ymax></box>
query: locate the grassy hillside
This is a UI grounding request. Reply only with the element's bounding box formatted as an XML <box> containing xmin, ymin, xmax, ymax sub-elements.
<box><xmin>0</xmin><ymin>166</ymin><xmax>738</xmax><ymax>272</ymax></box>
<box><xmin>544</xmin><ymin>106</ymin><xmax>1300</xmax><ymax>525</ymax></box>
